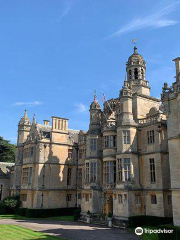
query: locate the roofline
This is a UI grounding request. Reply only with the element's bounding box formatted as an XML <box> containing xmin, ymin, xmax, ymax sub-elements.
<box><xmin>51</xmin><ymin>116</ymin><xmax>69</xmax><ymax>120</ymax></box>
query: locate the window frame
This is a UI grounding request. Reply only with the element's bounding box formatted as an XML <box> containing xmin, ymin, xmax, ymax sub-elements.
<box><xmin>85</xmin><ymin>163</ymin><xmax>90</xmax><ymax>183</ymax></box>
<box><xmin>67</xmin><ymin>168</ymin><xmax>72</xmax><ymax>186</ymax></box>
<box><xmin>147</xmin><ymin>130</ymin><xmax>155</xmax><ymax>144</ymax></box>
<box><xmin>135</xmin><ymin>194</ymin><xmax>141</xmax><ymax>205</ymax></box>
<box><xmin>90</xmin><ymin>138</ymin><xmax>97</xmax><ymax>151</ymax></box>
<box><xmin>117</xmin><ymin>158</ymin><xmax>131</xmax><ymax>182</ymax></box>
<box><xmin>90</xmin><ymin>162</ymin><xmax>97</xmax><ymax>183</ymax></box>
<box><xmin>67</xmin><ymin>194</ymin><xmax>72</xmax><ymax>202</ymax></box>
<box><xmin>150</xmin><ymin>158</ymin><xmax>156</xmax><ymax>183</ymax></box>
<box><xmin>123</xmin><ymin>130</ymin><xmax>130</xmax><ymax>144</ymax></box>
<box><xmin>151</xmin><ymin>195</ymin><xmax>157</xmax><ymax>204</ymax></box>
<box><xmin>104</xmin><ymin>161</ymin><xmax>116</xmax><ymax>184</ymax></box>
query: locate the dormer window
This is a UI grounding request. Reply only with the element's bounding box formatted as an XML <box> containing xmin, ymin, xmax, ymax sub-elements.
<box><xmin>134</xmin><ymin>68</ymin><xmax>138</xmax><ymax>79</ymax></box>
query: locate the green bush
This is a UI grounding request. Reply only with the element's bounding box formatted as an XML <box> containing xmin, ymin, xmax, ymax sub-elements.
<box><xmin>128</xmin><ymin>216</ymin><xmax>173</xmax><ymax>228</ymax></box>
<box><xmin>73</xmin><ymin>209</ymin><xmax>81</xmax><ymax>221</ymax></box>
<box><xmin>108</xmin><ymin>212</ymin><xmax>113</xmax><ymax>218</ymax></box>
<box><xmin>99</xmin><ymin>213</ymin><xmax>106</xmax><ymax>220</ymax></box>
<box><xmin>87</xmin><ymin>210</ymin><xmax>91</xmax><ymax>215</ymax></box>
<box><xmin>3</xmin><ymin>196</ymin><xmax>21</xmax><ymax>214</ymax></box>
<box><xmin>17</xmin><ymin>207</ymin><xmax>80</xmax><ymax>218</ymax></box>
<box><xmin>0</xmin><ymin>202</ymin><xmax>6</xmax><ymax>214</ymax></box>
<box><xmin>158</xmin><ymin>225</ymin><xmax>180</xmax><ymax>240</ymax></box>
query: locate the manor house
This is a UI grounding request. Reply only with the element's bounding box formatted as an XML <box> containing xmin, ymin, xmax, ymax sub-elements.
<box><xmin>10</xmin><ymin>46</ymin><xmax>180</xmax><ymax>227</ymax></box>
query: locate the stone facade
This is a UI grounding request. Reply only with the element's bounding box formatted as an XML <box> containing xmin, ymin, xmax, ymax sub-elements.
<box><xmin>161</xmin><ymin>57</ymin><xmax>180</xmax><ymax>227</ymax></box>
<box><xmin>81</xmin><ymin>46</ymin><xmax>172</xmax><ymax>222</ymax></box>
<box><xmin>0</xmin><ymin>162</ymin><xmax>15</xmax><ymax>200</ymax></box>
<box><xmin>11</xmin><ymin>112</ymin><xmax>84</xmax><ymax>209</ymax></box>
<box><xmin>9</xmin><ymin>46</ymin><xmax>180</xmax><ymax>226</ymax></box>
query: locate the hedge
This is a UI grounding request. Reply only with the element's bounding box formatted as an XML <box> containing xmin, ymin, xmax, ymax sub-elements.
<box><xmin>16</xmin><ymin>207</ymin><xmax>81</xmax><ymax>218</ymax></box>
<box><xmin>158</xmin><ymin>225</ymin><xmax>180</xmax><ymax>240</ymax></box>
<box><xmin>128</xmin><ymin>216</ymin><xmax>173</xmax><ymax>228</ymax></box>
<box><xmin>73</xmin><ymin>209</ymin><xmax>81</xmax><ymax>221</ymax></box>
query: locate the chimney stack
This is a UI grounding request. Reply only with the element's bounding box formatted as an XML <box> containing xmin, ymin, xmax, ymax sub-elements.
<box><xmin>43</xmin><ymin>120</ymin><xmax>50</xmax><ymax>125</ymax></box>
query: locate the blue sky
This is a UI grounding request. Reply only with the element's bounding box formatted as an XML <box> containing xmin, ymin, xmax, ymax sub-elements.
<box><xmin>0</xmin><ymin>0</ymin><xmax>180</xmax><ymax>143</ymax></box>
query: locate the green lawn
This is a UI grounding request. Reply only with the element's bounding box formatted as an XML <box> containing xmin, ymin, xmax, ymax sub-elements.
<box><xmin>0</xmin><ymin>225</ymin><xmax>65</xmax><ymax>240</ymax></box>
<box><xmin>0</xmin><ymin>214</ymin><xmax>74</xmax><ymax>221</ymax></box>
<box><xmin>130</xmin><ymin>226</ymin><xmax>158</xmax><ymax>240</ymax></box>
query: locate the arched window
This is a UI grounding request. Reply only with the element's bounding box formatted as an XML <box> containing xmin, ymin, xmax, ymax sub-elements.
<box><xmin>141</xmin><ymin>68</ymin><xmax>144</xmax><ymax>79</ymax></box>
<box><xmin>129</xmin><ymin>70</ymin><xmax>132</xmax><ymax>79</ymax></box>
<box><xmin>134</xmin><ymin>68</ymin><xmax>138</xmax><ymax>79</ymax></box>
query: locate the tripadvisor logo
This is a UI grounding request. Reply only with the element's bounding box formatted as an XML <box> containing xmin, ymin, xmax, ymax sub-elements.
<box><xmin>135</xmin><ymin>227</ymin><xmax>143</xmax><ymax>235</ymax></box>
<box><xmin>135</xmin><ymin>227</ymin><xmax>174</xmax><ymax>235</ymax></box>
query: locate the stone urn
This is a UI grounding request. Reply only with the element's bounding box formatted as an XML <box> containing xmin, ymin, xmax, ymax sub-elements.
<box><xmin>107</xmin><ymin>212</ymin><xmax>113</xmax><ymax>227</ymax></box>
<box><xmin>108</xmin><ymin>217</ymin><xmax>112</xmax><ymax>227</ymax></box>
<box><xmin>86</xmin><ymin>215</ymin><xmax>91</xmax><ymax>223</ymax></box>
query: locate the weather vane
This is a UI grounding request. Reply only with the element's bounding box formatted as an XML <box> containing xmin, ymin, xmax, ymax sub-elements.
<box><xmin>132</xmin><ymin>38</ymin><xmax>137</xmax><ymax>46</ymax></box>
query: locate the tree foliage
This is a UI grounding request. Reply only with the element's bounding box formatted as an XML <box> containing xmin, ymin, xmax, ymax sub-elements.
<box><xmin>0</xmin><ymin>136</ymin><xmax>16</xmax><ymax>162</ymax></box>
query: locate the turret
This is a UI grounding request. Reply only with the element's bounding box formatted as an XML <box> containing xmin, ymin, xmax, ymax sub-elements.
<box><xmin>17</xmin><ymin>110</ymin><xmax>31</xmax><ymax>144</ymax></box>
<box><xmin>126</xmin><ymin>45</ymin><xmax>150</xmax><ymax>96</ymax></box>
<box><xmin>119</xmin><ymin>75</ymin><xmax>135</xmax><ymax>125</ymax></box>
<box><xmin>89</xmin><ymin>91</ymin><xmax>102</xmax><ymax>133</ymax></box>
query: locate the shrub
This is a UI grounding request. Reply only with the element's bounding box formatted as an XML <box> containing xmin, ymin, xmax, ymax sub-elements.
<box><xmin>17</xmin><ymin>207</ymin><xmax>80</xmax><ymax>218</ymax></box>
<box><xmin>3</xmin><ymin>196</ymin><xmax>21</xmax><ymax>214</ymax></box>
<box><xmin>0</xmin><ymin>202</ymin><xmax>5</xmax><ymax>214</ymax></box>
<box><xmin>87</xmin><ymin>210</ymin><xmax>91</xmax><ymax>215</ymax></box>
<box><xmin>108</xmin><ymin>212</ymin><xmax>113</xmax><ymax>218</ymax></box>
<box><xmin>99</xmin><ymin>213</ymin><xmax>106</xmax><ymax>220</ymax></box>
<box><xmin>74</xmin><ymin>209</ymin><xmax>81</xmax><ymax>221</ymax></box>
<box><xmin>128</xmin><ymin>216</ymin><xmax>173</xmax><ymax>228</ymax></box>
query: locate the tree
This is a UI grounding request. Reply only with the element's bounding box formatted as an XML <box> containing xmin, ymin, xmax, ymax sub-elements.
<box><xmin>0</xmin><ymin>136</ymin><xmax>16</xmax><ymax>162</ymax></box>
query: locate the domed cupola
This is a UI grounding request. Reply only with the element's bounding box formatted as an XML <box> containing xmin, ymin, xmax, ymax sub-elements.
<box><xmin>127</xmin><ymin>46</ymin><xmax>146</xmax><ymax>81</ymax></box>
<box><xmin>126</xmin><ymin>46</ymin><xmax>150</xmax><ymax>96</ymax></box>
<box><xmin>18</xmin><ymin>110</ymin><xmax>31</xmax><ymax>126</ymax></box>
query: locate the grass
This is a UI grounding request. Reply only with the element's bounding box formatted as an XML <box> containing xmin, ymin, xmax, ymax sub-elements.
<box><xmin>0</xmin><ymin>225</ymin><xmax>65</xmax><ymax>240</ymax></box>
<box><xmin>130</xmin><ymin>226</ymin><xmax>158</xmax><ymax>240</ymax></box>
<box><xmin>0</xmin><ymin>214</ymin><xmax>74</xmax><ymax>221</ymax></box>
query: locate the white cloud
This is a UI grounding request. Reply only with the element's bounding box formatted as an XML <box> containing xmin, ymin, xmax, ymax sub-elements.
<box><xmin>13</xmin><ymin>101</ymin><xmax>42</xmax><ymax>107</ymax></box>
<box><xmin>74</xmin><ymin>103</ymin><xmax>88</xmax><ymax>114</ymax></box>
<box><xmin>57</xmin><ymin>3</ymin><xmax>71</xmax><ymax>22</ymax></box>
<box><xmin>106</xmin><ymin>1</ymin><xmax>180</xmax><ymax>39</ymax></box>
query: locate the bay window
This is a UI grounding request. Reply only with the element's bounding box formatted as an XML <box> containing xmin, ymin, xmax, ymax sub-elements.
<box><xmin>90</xmin><ymin>162</ymin><xmax>97</xmax><ymax>182</ymax></box>
<box><xmin>104</xmin><ymin>135</ymin><xmax>116</xmax><ymax>148</ymax></box>
<box><xmin>104</xmin><ymin>161</ymin><xmax>116</xmax><ymax>184</ymax></box>
<box><xmin>117</xmin><ymin>158</ymin><xmax>131</xmax><ymax>182</ymax></box>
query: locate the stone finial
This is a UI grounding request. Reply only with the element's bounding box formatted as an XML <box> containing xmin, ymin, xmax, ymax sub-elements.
<box><xmin>134</xmin><ymin>45</ymin><xmax>138</xmax><ymax>54</ymax></box>
<box><xmin>94</xmin><ymin>90</ymin><xmax>97</xmax><ymax>103</ymax></box>
<box><xmin>33</xmin><ymin>114</ymin><xmax>36</xmax><ymax>125</ymax></box>
<box><xmin>24</xmin><ymin>109</ymin><xmax>27</xmax><ymax>117</ymax></box>
<box><xmin>124</xmin><ymin>75</ymin><xmax>128</xmax><ymax>88</ymax></box>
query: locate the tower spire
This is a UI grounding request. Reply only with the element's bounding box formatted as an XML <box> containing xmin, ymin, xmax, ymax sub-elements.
<box><xmin>24</xmin><ymin>109</ymin><xmax>27</xmax><ymax>118</ymax></box>
<box><xmin>124</xmin><ymin>74</ymin><xmax>128</xmax><ymax>88</ymax></box>
<box><xmin>94</xmin><ymin>90</ymin><xmax>97</xmax><ymax>103</ymax></box>
<box><xmin>33</xmin><ymin>114</ymin><xmax>36</xmax><ymax>125</ymax></box>
<box><xmin>132</xmin><ymin>38</ymin><xmax>138</xmax><ymax>54</ymax></box>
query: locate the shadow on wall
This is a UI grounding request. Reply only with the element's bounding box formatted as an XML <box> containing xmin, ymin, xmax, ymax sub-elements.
<box><xmin>38</xmin><ymin>141</ymin><xmax>78</xmax><ymax>209</ymax></box>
